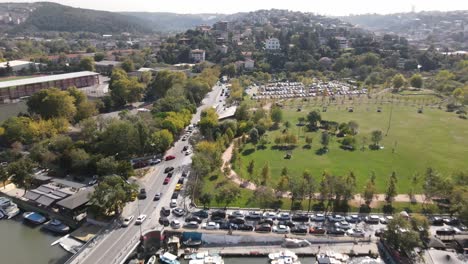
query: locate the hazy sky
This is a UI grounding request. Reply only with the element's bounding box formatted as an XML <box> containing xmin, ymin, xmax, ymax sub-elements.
<box><xmin>4</xmin><ymin>0</ymin><xmax>468</xmax><ymax>15</ymax></box>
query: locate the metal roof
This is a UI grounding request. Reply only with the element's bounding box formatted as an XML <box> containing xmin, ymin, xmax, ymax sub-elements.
<box><xmin>0</xmin><ymin>71</ymin><xmax>99</xmax><ymax>89</ymax></box>
<box><xmin>56</xmin><ymin>187</ymin><xmax>94</xmax><ymax>210</ymax></box>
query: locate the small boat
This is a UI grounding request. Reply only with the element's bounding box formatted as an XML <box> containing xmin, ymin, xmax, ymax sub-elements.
<box><xmin>316</xmin><ymin>251</ymin><xmax>350</xmax><ymax>264</ymax></box>
<box><xmin>160</xmin><ymin>252</ymin><xmax>180</xmax><ymax>264</ymax></box>
<box><xmin>0</xmin><ymin>197</ymin><xmax>20</xmax><ymax>219</ymax></box>
<box><xmin>42</xmin><ymin>219</ymin><xmax>70</xmax><ymax>234</ymax></box>
<box><xmin>23</xmin><ymin>212</ymin><xmax>47</xmax><ymax>225</ymax></box>
<box><xmin>146</xmin><ymin>255</ymin><xmax>156</xmax><ymax>264</ymax></box>
<box><xmin>268</xmin><ymin>250</ymin><xmax>301</xmax><ymax>264</ymax></box>
<box><xmin>186</xmin><ymin>251</ymin><xmax>224</xmax><ymax>264</ymax></box>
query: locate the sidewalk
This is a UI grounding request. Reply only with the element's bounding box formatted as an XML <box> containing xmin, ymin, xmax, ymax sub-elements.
<box><xmin>221</xmin><ymin>143</ymin><xmax>428</xmax><ymax>206</ymax></box>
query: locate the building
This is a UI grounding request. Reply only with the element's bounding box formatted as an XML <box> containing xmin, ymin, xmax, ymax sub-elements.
<box><xmin>336</xmin><ymin>37</ymin><xmax>349</xmax><ymax>49</ymax></box>
<box><xmin>0</xmin><ymin>60</ymin><xmax>44</xmax><ymax>73</ymax></box>
<box><xmin>213</xmin><ymin>21</ymin><xmax>229</xmax><ymax>31</ymax></box>
<box><xmin>0</xmin><ymin>71</ymin><xmax>100</xmax><ymax>102</ymax></box>
<box><xmin>266</xmin><ymin>38</ymin><xmax>281</xmax><ymax>50</ymax></box>
<box><xmin>94</xmin><ymin>60</ymin><xmax>122</xmax><ymax>75</ymax></box>
<box><xmin>244</xmin><ymin>59</ymin><xmax>255</xmax><ymax>70</ymax></box>
<box><xmin>189</xmin><ymin>49</ymin><xmax>206</xmax><ymax>63</ymax></box>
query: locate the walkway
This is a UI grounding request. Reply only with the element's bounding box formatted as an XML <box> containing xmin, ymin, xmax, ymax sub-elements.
<box><xmin>221</xmin><ymin>143</ymin><xmax>428</xmax><ymax>206</ymax></box>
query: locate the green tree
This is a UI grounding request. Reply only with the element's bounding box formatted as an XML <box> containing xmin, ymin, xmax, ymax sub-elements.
<box><xmin>69</xmin><ymin>148</ymin><xmax>90</xmax><ymax>174</ymax></box>
<box><xmin>383</xmin><ymin>215</ymin><xmax>422</xmax><ymax>260</ymax></box>
<box><xmin>270</xmin><ymin>106</ymin><xmax>283</xmax><ymax>125</ymax></box>
<box><xmin>303</xmin><ymin>170</ymin><xmax>315</xmax><ymax>212</ymax></box>
<box><xmin>260</xmin><ymin>162</ymin><xmax>270</xmax><ymax>186</ymax></box>
<box><xmin>307</xmin><ymin>110</ymin><xmax>322</xmax><ymax>130</ymax></box>
<box><xmin>121</xmin><ymin>59</ymin><xmax>135</xmax><ymax>72</ymax></box>
<box><xmin>255</xmin><ymin>186</ymin><xmax>275</xmax><ymax>209</ymax></box>
<box><xmin>7</xmin><ymin>158</ymin><xmax>36</xmax><ymax>191</ymax></box>
<box><xmin>305</xmin><ymin>136</ymin><xmax>313</xmax><ymax>148</ymax></box>
<box><xmin>452</xmin><ymin>87</ymin><xmax>464</xmax><ymax>105</ymax></box>
<box><xmin>370</xmin><ymin>130</ymin><xmax>383</xmax><ymax>147</ymax></box>
<box><xmin>410</xmin><ymin>74</ymin><xmax>423</xmax><ymax>88</ymax></box>
<box><xmin>249</xmin><ymin>128</ymin><xmax>259</xmax><ymax>145</ymax></box>
<box><xmin>348</xmin><ymin>121</ymin><xmax>359</xmax><ymax>135</ymax></box>
<box><xmin>215</xmin><ymin>183</ymin><xmax>241</xmax><ymax>208</ymax></box>
<box><xmin>149</xmin><ymin>129</ymin><xmax>174</xmax><ymax>153</ymax></box>
<box><xmin>199</xmin><ymin>193</ymin><xmax>212</xmax><ymax>209</ymax></box>
<box><xmin>392</xmin><ymin>73</ymin><xmax>406</xmax><ymax>89</ymax></box>
<box><xmin>247</xmin><ymin>160</ymin><xmax>255</xmax><ymax>181</ymax></box>
<box><xmin>98</xmin><ymin>120</ymin><xmax>139</xmax><ymax>159</ymax></box>
<box><xmin>27</xmin><ymin>88</ymin><xmax>77</xmax><ymax>121</ymax></box>
<box><xmin>0</xmin><ymin>166</ymin><xmax>9</xmax><ymax>189</ymax></box>
<box><xmin>199</xmin><ymin>108</ymin><xmax>219</xmax><ymax>140</ymax></box>
<box><xmin>385</xmin><ymin>175</ymin><xmax>397</xmax><ymax>204</ymax></box>
<box><xmin>94</xmin><ymin>52</ymin><xmax>105</xmax><ymax>62</ymax></box>
<box><xmin>89</xmin><ymin>175</ymin><xmax>138</xmax><ymax>215</ymax></box>
<box><xmin>320</xmin><ymin>131</ymin><xmax>330</xmax><ymax>150</ymax></box>
<box><xmin>363</xmin><ymin>173</ymin><xmax>376</xmax><ymax>206</ymax></box>
<box><xmin>79</xmin><ymin>56</ymin><xmax>95</xmax><ymax>71</ymax></box>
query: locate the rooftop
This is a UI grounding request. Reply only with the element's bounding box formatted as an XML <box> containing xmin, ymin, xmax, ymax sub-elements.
<box><xmin>56</xmin><ymin>187</ymin><xmax>94</xmax><ymax>210</ymax></box>
<box><xmin>94</xmin><ymin>60</ymin><xmax>122</xmax><ymax>66</ymax></box>
<box><xmin>0</xmin><ymin>60</ymin><xmax>34</xmax><ymax>68</ymax></box>
<box><xmin>0</xmin><ymin>71</ymin><xmax>99</xmax><ymax>90</ymax></box>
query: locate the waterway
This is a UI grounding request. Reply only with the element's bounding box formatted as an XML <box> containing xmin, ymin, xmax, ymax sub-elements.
<box><xmin>0</xmin><ymin>216</ymin><xmax>71</xmax><ymax>264</ymax></box>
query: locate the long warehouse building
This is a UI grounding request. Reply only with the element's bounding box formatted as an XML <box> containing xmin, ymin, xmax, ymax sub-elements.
<box><xmin>0</xmin><ymin>71</ymin><xmax>100</xmax><ymax>102</ymax></box>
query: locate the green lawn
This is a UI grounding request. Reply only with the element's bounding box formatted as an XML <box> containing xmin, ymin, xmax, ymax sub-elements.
<box><xmin>237</xmin><ymin>102</ymin><xmax>467</xmax><ymax>194</ymax></box>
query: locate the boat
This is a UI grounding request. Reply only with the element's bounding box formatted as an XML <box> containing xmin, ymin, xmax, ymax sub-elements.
<box><xmin>185</xmin><ymin>251</ymin><xmax>224</xmax><ymax>264</ymax></box>
<box><xmin>0</xmin><ymin>197</ymin><xmax>21</xmax><ymax>219</ymax></box>
<box><xmin>160</xmin><ymin>252</ymin><xmax>180</xmax><ymax>264</ymax></box>
<box><xmin>42</xmin><ymin>219</ymin><xmax>70</xmax><ymax>234</ymax></box>
<box><xmin>316</xmin><ymin>251</ymin><xmax>350</xmax><ymax>264</ymax></box>
<box><xmin>146</xmin><ymin>255</ymin><xmax>156</xmax><ymax>264</ymax></box>
<box><xmin>23</xmin><ymin>212</ymin><xmax>47</xmax><ymax>225</ymax></box>
<box><xmin>268</xmin><ymin>250</ymin><xmax>301</xmax><ymax>264</ymax></box>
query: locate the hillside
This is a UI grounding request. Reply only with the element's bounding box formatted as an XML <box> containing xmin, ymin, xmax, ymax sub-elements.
<box><xmin>0</xmin><ymin>2</ymin><xmax>153</xmax><ymax>34</ymax></box>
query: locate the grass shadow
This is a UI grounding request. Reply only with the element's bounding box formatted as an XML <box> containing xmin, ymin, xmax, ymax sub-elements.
<box><xmin>208</xmin><ymin>175</ymin><xmax>218</xmax><ymax>181</ymax></box>
<box><xmin>302</xmin><ymin>145</ymin><xmax>312</xmax><ymax>150</ymax></box>
<box><xmin>315</xmin><ymin>148</ymin><xmax>328</xmax><ymax>155</ymax></box>
<box><xmin>242</xmin><ymin>148</ymin><xmax>255</xmax><ymax>156</ymax></box>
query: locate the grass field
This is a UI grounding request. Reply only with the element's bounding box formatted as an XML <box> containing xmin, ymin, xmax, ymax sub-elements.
<box><xmin>236</xmin><ymin>98</ymin><xmax>467</xmax><ymax>194</ymax></box>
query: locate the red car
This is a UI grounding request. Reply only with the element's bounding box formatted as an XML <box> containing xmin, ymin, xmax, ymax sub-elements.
<box><xmin>163</xmin><ymin>177</ymin><xmax>170</xmax><ymax>185</ymax></box>
<box><xmin>165</xmin><ymin>155</ymin><xmax>176</xmax><ymax>161</ymax></box>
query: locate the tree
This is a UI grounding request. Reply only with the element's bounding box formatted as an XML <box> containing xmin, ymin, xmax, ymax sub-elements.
<box><xmin>27</xmin><ymin>88</ymin><xmax>77</xmax><ymax>121</ymax></box>
<box><xmin>255</xmin><ymin>186</ymin><xmax>276</xmax><ymax>209</ymax></box>
<box><xmin>370</xmin><ymin>130</ymin><xmax>383</xmax><ymax>147</ymax></box>
<box><xmin>307</xmin><ymin>110</ymin><xmax>321</xmax><ymax>130</ymax></box>
<box><xmin>98</xmin><ymin>120</ymin><xmax>139</xmax><ymax>159</ymax></box>
<box><xmin>271</xmin><ymin>106</ymin><xmax>283</xmax><ymax>125</ymax></box>
<box><xmin>392</xmin><ymin>73</ymin><xmax>406</xmax><ymax>89</ymax></box>
<box><xmin>363</xmin><ymin>173</ymin><xmax>376</xmax><ymax>206</ymax></box>
<box><xmin>320</xmin><ymin>131</ymin><xmax>330</xmax><ymax>150</ymax></box>
<box><xmin>452</xmin><ymin>87</ymin><xmax>464</xmax><ymax>105</ymax></box>
<box><xmin>303</xmin><ymin>170</ymin><xmax>315</xmax><ymax>212</ymax></box>
<box><xmin>149</xmin><ymin>129</ymin><xmax>174</xmax><ymax>153</ymax></box>
<box><xmin>0</xmin><ymin>166</ymin><xmax>9</xmax><ymax>189</ymax></box>
<box><xmin>348</xmin><ymin>121</ymin><xmax>359</xmax><ymax>135</ymax></box>
<box><xmin>7</xmin><ymin>158</ymin><xmax>36</xmax><ymax>191</ymax></box>
<box><xmin>422</xmin><ymin>168</ymin><xmax>444</xmax><ymax>205</ymax></box>
<box><xmin>289</xmin><ymin>176</ymin><xmax>305</xmax><ymax>210</ymax></box>
<box><xmin>247</xmin><ymin>160</ymin><xmax>255</xmax><ymax>181</ymax></box>
<box><xmin>383</xmin><ymin>215</ymin><xmax>422</xmax><ymax>260</ymax></box>
<box><xmin>385</xmin><ymin>175</ymin><xmax>397</xmax><ymax>204</ymax></box>
<box><xmin>410</xmin><ymin>74</ymin><xmax>423</xmax><ymax>88</ymax></box>
<box><xmin>199</xmin><ymin>193</ymin><xmax>212</xmax><ymax>209</ymax></box>
<box><xmin>79</xmin><ymin>57</ymin><xmax>95</xmax><ymax>71</ymax></box>
<box><xmin>249</xmin><ymin>128</ymin><xmax>259</xmax><ymax>145</ymax></box>
<box><xmin>89</xmin><ymin>175</ymin><xmax>138</xmax><ymax>216</ymax></box>
<box><xmin>121</xmin><ymin>59</ymin><xmax>135</xmax><ymax>72</ymax></box>
<box><xmin>94</xmin><ymin>52</ymin><xmax>105</xmax><ymax>62</ymax></box>
<box><xmin>199</xmin><ymin>108</ymin><xmax>219</xmax><ymax>140</ymax></box>
<box><xmin>69</xmin><ymin>148</ymin><xmax>90</xmax><ymax>174</ymax></box>
<box><xmin>215</xmin><ymin>183</ymin><xmax>241</xmax><ymax>208</ymax></box>
<box><xmin>305</xmin><ymin>136</ymin><xmax>313</xmax><ymax>148</ymax></box>
<box><xmin>260</xmin><ymin>162</ymin><xmax>270</xmax><ymax>186</ymax></box>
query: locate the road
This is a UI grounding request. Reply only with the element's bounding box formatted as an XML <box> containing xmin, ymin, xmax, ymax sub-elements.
<box><xmin>70</xmin><ymin>83</ymin><xmax>225</xmax><ymax>264</ymax></box>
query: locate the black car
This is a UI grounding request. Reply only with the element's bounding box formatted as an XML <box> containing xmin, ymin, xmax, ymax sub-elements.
<box><xmin>177</xmin><ymin>178</ymin><xmax>184</xmax><ymax>184</ymax></box>
<box><xmin>192</xmin><ymin>210</ymin><xmax>209</xmax><ymax>219</ymax></box>
<box><xmin>291</xmin><ymin>224</ymin><xmax>308</xmax><ymax>234</ymax></box>
<box><xmin>238</xmin><ymin>224</ymin><xmax>254</xmax><ymax>231</ymax></box>
<box><xmin>429</xmin><ymin>216</ymin><xmax>444</xmax><ymax>226</ymax></box>
<box><xmin>436</xmin><ymin>227</ymin><xmax>456</xmax><ymax>236</ymax></box>
<box><xmin>278</xmin><ymin>220</ymin><xmax>296</xmax><ymax>228</ymax></box>
<box><xmin>185</xmin><ymin>216</ymin><xmax>202</xmax><ymax>224</ymax></box>
<box><xmin>259</xmin><ymin>218</ymin><xmax>274</xmax><ymax>226</ymax></box>
<box><xmin>230</xmin><ymin>217</ymin><xmax>246</xmax><ymax>225</ymax></box>
<box><xmin>255</xmin><ymin>223</ymin><xmax>272</xmax><ymax>233</ymax></box>
<box><xmin>164</xmin><ymin>167</ymin><xmax>175</xmax><ymax>173</ymax></box>
<box><xmin>211</xmin><ymin>210</ymin><xmax>226</xmax><ymax>218</ymax></box>
<box><xmin>153</xmin><ymin>193</ymin><xmax>161</xmax><ymax>201</ymax></box>
<box><xmin>246</xmin><ymin>211</ymin><xmax>262</xmax><ymax>220</ymax></box>
<box><xmin>328</xmin><ymin>228</ymin><xmax>345</xmax><ymax>235</ymax></box>
<box><xmin>220</xmin><ymin>221</ymin><xmax>238</xmax><ymax>230</ymax></box>
<box><xmin>210</xmin><ymin>216</ymin><xmax>226</xmax><ymax>223</ymax></box>
<box><xmin>171</xmin><ymin>192</ymin><xmax>179</xmax><ymax>199</ymax></box>
<box><xmin>292</xmin><ymin>213</ymin><xmax>309</xmax><ymax>222</ymax></box>
<box><xmin>160</xmin><ymin>207</ymin><xmax>170</xmax><ymax>216</ymax></box>
<box><xmin>182</xmin><ymin>171</ymin><xmax>189</xmax><ymax>177</ymax></box>
<box><xmin>182</xmin><ymin>146</ymin><xmax>189</xmax><ymax>151</ymax></box>
<box><xmin>159</xmin><ymin>217</ymin><xmax>170</xmax><ymax>226</ymax></box>
<box><xmin>167</xmin><ymin>172</ymin><xmax>173</xmax><ymax>178</ymax></box>
<box><xmin>138</xmin><ymin>188</ymin><xmax>147</xmax><ymax>199</ymax></box>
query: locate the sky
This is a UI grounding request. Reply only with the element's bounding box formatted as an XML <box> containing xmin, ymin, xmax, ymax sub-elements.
<box><xmin>3</xmin><ymin>0</ymin><xmax>468</xmax><ymax>15</ymax></box>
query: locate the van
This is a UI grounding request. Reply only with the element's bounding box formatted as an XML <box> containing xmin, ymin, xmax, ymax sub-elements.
<box><xmin>170</xmin><ymin>199</ymin><xmax>177</xmax><ymax>208</ymax></box>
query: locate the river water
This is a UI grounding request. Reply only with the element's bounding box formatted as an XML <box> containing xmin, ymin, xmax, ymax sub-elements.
<box><xmin>0</xmin><ymin>217</ymin><xmax>71</xmax><ymax>264</ymax></box>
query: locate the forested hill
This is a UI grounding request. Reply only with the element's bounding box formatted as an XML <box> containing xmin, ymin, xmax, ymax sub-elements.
<box><xmin>1</xmin><ymin>2</ymin><xmax>153</xmax><ymax>34</ymax></box>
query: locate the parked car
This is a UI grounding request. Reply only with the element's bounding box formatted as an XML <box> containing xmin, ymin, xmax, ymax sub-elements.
<box><xmin>164</xmin><ymin>167</ymin><xmax>175</xmax><ymax>173</ymax></box>
<box><xmin>273</xmin><ymin>225</ymin><xmax>290</xmax><ymax>234</ymax></box>
<box><xmin>347</xmin><ymin>228</ymin><xmax>365</xmax><ymax>237</ymax></box>
<box><xmin>345</xmin><ymin>214</ymin><xmax>360</xmax><ymax>223</ymax></box>
<box><xmin>177</xmin><ymin>178</ymin><xmax>184</xmax><ymax>184</ymax></box>
<box><xmin>172</xmin><ymin>208</ymin><xmax>186</xmax><ymax>217</ymax></box>
<box><xmin>160</xmin><ymin>207</ymin><xmax>170</xmax><ymax>217</ymax></box>
<box><xmin>220</xmin><ymin>221</ymin><xmax>238</xmax><ymax>230</ymax></box>
<box><xmin>256</xmin><ymin>223</ymin><xmax>272</xmax><ymax>233</ymax></box>
<box><xmin>230</xmin><ymin>217</ymin><xmax>246</xmax><ymax>225</ymax></box>
<box><xmin>229</xmin><ymin>211</ymin><xmax>245</xmax><ymax>219</ymax></box>
<box><xmin>185</xmin><ymin>150</ymin><xmax>192</xmax><ymax>156</ymax></box>
<box><xmin>277</xmin><ymin>212</ymin><xmax>291</xmax><ymax>221</ymax></box>
<box><xmin>263</xmin><ymin>212</ymin><xmax>277</xmax><ymax>219</ymax></box>
<box><xmin>365</xmin><ymin>215</ymin><xmax>380</xmax><ymax>224</ymax></box>
<box><xmin>183</xmin><ymin>221</ymin><xmax>199</xmax><ymax>229</ymax></box>
<box><xmin>278</xmin><ymin>220</ymin><xmax>296</xmax><ymax>228</ymax></box>
<box><xmin>202</xmin><ymin>221</ymin><xmax>220</xmax><ymax>230</ymax></box>
<box><xmin>429</xmin><ymin>216</ymin><xmax>444</xmax><ymax>226</ymax></box>
<box><xmin>170</xmin><ymin>199</ymin><xmax>177</xmax><ymax>208</ymax></box>
<box><xmin>328</xmin><ymin>214</ymin><xmax>345</xmax><ymax>222</ymax></box>
<box><xmin>238</xmin><ymin>224</ymin><xmax>254</xmax><ymax>231</ymax></box>
<box><xmin>159</xmin><ymin>217</ymin><xmax>170</xmax><ymax>226</ymax></box>
<box><xmin>246</xmin><ymin>211</ymin><xmax>262</xmax><ymax>220</ymax></box>
<box><xmin>211</xmin><ymin>210</ymin><xmax>226</xmax><ymax>219</ymax></box>
<box><xmin>175</xmin><ymin>184</ymin><xmax>182</xmax><ymax>191</ymax></box>
<box><xmin>375</xmin><ymin>228</ymin><xmax>386</xmax><ymax>237</ymax></box>
<box><xmin>165</xmin><ymin>155</ymin><xmax>176</xmax><ymax>161</ymax></box>
<box><xmin>444</xmin><ymin>217</ymin><xmax>460</xmax><ymax>226</ymax></box>
<box><xmin>311</xmin><ymin>213</ymin><xmax>326</xmax><ymax>222</ymax></box>
<box><xmin>153</xmin><ymin>193</ymin><xmax>161</xmax><ymax>201</ymax></box>
<box><xmin>291</xmin><ymin>224</ymin><xmax>308</xmax><ymax>234</ymax></box>
<box><xmin>167</xmin><ymin>172</ymin><xmax>173</xmax><ymax>178</ymax></box>
<box><xmin>182</xmin><ymin>171</ymin><xmax>189</xmax><ymax>177</ymax></box>
<box><xmin>192</xmin><ymin>210</ymin><xmax>209</xmax><ymax>219</ymax></box>
<box><xmin>182</xmin><ymin>146</ymin><xmax>189</xmax><ymax>151</ymax></box>
<box><xmin>171</xmin><ymin>220</ymin><xmax>181</xmax><ymax>229</ymax></box>
<box><xmin>380</xmin><ymin>216</ymin><xmax>394</xmax><ymax>224</ymax></box>
<box><xmin>171</xmin><ymin>192</ymin><xmax>179</xmax><ymax>199</ymax></box>
<box><xmin>135</xmin><ymin>214</ymin><xmax>147</xmax><ymax>225</ymax></box>
<box><xmin>121</xmin><ymin>216</ymin><xmax>134</xmax><ymax>227</ymax></box>
<box><xmin>138</xmin><ymin>188</ymin><xmax>147</xmax><ymax>199</ymax></box>
<box><xmin>436</xmin><ymin>227</ymin><xmax>456</xmax><ymax>236</ymax></box>
<box><xmin>259</xmin><ymin>218</ymin><xmax>274</xmax><ymax>226</ymax></box>
<box><xmin>163</xmin><ymin>177</ymin><xmax>170</xmax><ymax>185</ymax></box>
<box><xmin>328</xmin><ymin>227</ymin><xmax>345</xmax><ymax>235</ymax></box>
<box><xmin>292</xmin><ymin>213</ymin><xmax>309</xmax><ymax>222</ymax></box>
<box><xmin>185</xmin><ymin>216</ymin><xmax>202</xmax><ymax>224</ymax></box>
<box><xmin>335</xmin><ymin>221</ymin><xmax>351</xmax><ymax>230</ymax></box>
<box><xmin>309</xmin><ymin>226</ymin><xmax>326</xmax><ymax>235</ymax></box>
<box><xmin>149</xmin><ymin>158</ymin><xmax>161</xmax><ymax>165</ymax></box>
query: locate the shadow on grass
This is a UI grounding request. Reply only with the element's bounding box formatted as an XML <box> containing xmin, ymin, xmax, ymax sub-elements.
<box><xmin>271</xmin><ymin>145</ymin><xmax>297</xmax><ymax>151</ymax></box>
<box><xmin>208</xmin><ymin>175</ymin><xmax>218</xmax><ymax>181</ymax></box>
<box><xmin>242</xmin><ymin>148</ymin><xmax>255</xmax><ymax>156</ymax></box>
<box><xmin>256</xmin><ymin>145</ymin><xmax>268</xmax><ymax>150</ymax></box>
<box><xmin>302</xmin><ymin>145</ymin><xmax>312</xmax><ymax>150</ymax></box>
<box><xmin>315</xmin><ymin>148</ymin><xmax>328</xmax><ymax>155</ymax></box>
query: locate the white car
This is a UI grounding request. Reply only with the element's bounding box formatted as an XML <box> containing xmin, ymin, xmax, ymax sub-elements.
<box><xmin>170</xmin><ymin>199</ymin><xmax>177</xmax><ymax>208</ymax></box>
<box><xmin>272</xmin><ymin>225</ymin><xmax>290</xmax><ymax>234</ymax></box>
<box><xmin>121</xmin><ymin>215</ymin><xmax>134</xmax><ymax>227</ymax></box>
<box><xmin>135</xmin><ymin>214</ymin><xmax>147</xmax><ymax>225</ymax></box>
<box><xmin>263</xmin><ymin>212</ymin><xmax>277</xmax><ymax>219</ymax></box>
<box><xmin>230</xmin><ymin>211</ymin><xmax>244</xmax><ymax>218</ymax></box>
<box><xmin>170</xmin><ymin>220</ymin><xmax>181</xmax><ymax>229</ymax></box>
<box><xmin>202</xmin><ymin>221</ymin><xmax>220</xmax><ymax>230</ymax></box>
<box><xmin>185</xmin><ymin>150</ymin><xmax>192</xmax><ymax>156</ymax></box>
<box><xmin>346</xmin><ymin>228</ymin><xmax>366</xmax><ymax>237</ymax></box>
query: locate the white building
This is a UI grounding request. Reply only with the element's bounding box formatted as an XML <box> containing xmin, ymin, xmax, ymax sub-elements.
<box><xmin>190</xmin><ymin>49</ymin><xmax>206</xmax><ymax>63</ymax></box>
<box><xmin>336</xmin><ymin>37</ymin><xmax>349</xmax><ymax>49</ymax></box>
<box><xmin>265</xmin><ymin>38</ymin><xmax>281</xmax><ymax>50</ymax></box>
<box><xmin>244</xmin><ymin>59</ymin><xmax>255</xmax><ymax>70</ymax></box>
<box><xmin>0</xmin><ymin>60</ymin><xmax>43</xmax><ymax>73</ymax></box>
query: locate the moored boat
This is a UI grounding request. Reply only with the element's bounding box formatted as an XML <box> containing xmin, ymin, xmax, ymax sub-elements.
<box><xmin>0</xmin><ymin>197</ymin><xmax>20</xmax><ymax>219</ymax></box>
<box><xmin>42</xmin><ymin>219</ymin><xmax>70</xmax><ymax>234</ymax></box>
<box><xmin>146</xmin><ymin>255</ymin><xmax>156</xmax><ymax>264</ymax></box>
<box><xmin>160</xmin><ymin>252</ymin><xmax>180</xmax><ymax>264</ymax></box>
<box><xmin>268</xmin><ymin>250</ymin><xmax>301</xmax><ymax>264</ymax></box>
<box><xmin>186</xmin><ymin>251</ymin><xmax>224</xmax><ymax>264</ymax></box>
<box><xmin>23</xmin><ymin>212</ymin><xmax>47</xmax><ymax>225</ymax></box>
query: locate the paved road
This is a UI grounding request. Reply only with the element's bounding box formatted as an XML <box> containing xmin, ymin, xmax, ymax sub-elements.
<box><xmin>70</xmin><ymin>83</ymin><xmax>225</xmax><ymax>264</ymax></box>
